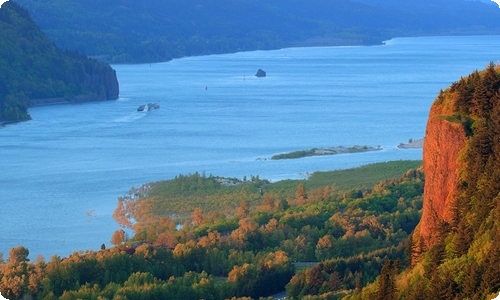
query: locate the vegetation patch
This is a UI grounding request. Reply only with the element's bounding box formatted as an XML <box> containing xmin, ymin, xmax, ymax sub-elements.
<box><xmin>0</xmin><ymin>160</ymin><xmax>424</xmax><ymax>299</ymax></box>
<box><xmin>269</xmin><ymin>145</ymin><xmax>382</xmax><ymax>160</ymax></box>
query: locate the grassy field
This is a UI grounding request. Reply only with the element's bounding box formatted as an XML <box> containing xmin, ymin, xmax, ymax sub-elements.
<box><xmin>130</xmin><ymin>160</ymin><xmax>422</xmax><ymax>218</ymax></box>
<box><xmin>266</xmin><ymin>160</ymin><xmax>422</xmax><ymax>193</ymax></box>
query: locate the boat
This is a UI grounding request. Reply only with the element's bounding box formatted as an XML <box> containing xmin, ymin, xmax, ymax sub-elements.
<box><xmin>137</xmin><ymin>103</ymin><xmax>160</xmax><ymax>112</ymax></box>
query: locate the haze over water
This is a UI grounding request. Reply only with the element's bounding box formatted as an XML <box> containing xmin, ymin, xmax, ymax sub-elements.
<box><xmin>1</xmin><ymin>35</ymin><xmax>499</xmax><ymax>259</ymax></box>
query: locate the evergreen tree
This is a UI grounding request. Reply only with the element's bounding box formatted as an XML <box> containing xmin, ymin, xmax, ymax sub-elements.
<box><xmin>377</xmin><ymin>260</ymin><xmax>396</xmax><ymax>300</ymax></box>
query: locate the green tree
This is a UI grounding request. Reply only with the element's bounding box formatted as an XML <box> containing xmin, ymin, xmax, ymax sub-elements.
<box><xmin>377</xmin><ymin>260</ymin><xmax>396</xmax><ymax>300</ymax></box>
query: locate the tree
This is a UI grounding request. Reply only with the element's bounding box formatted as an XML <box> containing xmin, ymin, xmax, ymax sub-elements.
<box><xmin>296</xmin><ymin>183</ymin><xmax>307</xmax><ymax>205</ymax></box>
<box><xmin>111</xmin><ymin>229</ymin><xmax>126</xmax><ymax>246</ymax></box>
<box><xmin>235</xmin><ymin>200</ymin><xmax>249</xmax><ymax>218</ymax></box>
<box><xmin>192</xmin><ymin>207</ymin><xmax>205</xmax><ymax>226</ymax></box>
<box><xmin>156</xmin><ymin>231</ymin><xmax>177</xmax><ymax>248</ymax></box>
<box><xmin>258</xmin><ymin>194</ymin><xmax>276</xmax><ymax>212</ymax></box>
<box><xmin>315</xmin><ymin>235</ymin><xmax>335</xmax><ymax>261</ymax></box>
<box><xmin>377</xmin><ymin>260</ymin><xmax>396</xmax><ymax>300</ymax></box>
<box><xmin>8</xmin><ymin>246</ymin><xmax>30</xmax><ymax>265</ymax></box>
<box><xmin>327</xmin><ymin>271</ymin><xmax>343</xmax><ymax>291</ymax></box>
<box><xmin>228</xmin><ymin>263</ymin><xmax>259</xmax><ymax>296</ymax></box>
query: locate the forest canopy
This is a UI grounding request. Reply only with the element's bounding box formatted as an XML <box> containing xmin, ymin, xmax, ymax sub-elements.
<box><xmin>0</xmin><ymin>160</ymin><xmax>424</xmax><ymax>299</ymax></box>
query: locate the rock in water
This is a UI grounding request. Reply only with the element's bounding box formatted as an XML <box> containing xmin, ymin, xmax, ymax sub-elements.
<box><xmin>255</xmin><ymin>69</ymin><xmax>266</xmax><ymax>77</ymax></box>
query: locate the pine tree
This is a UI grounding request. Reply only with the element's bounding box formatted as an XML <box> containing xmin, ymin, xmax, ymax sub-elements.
<box><xmin>461</xmin><ymin>260</ymin><xmax>482</xmax><ymax>297</ymax></box>
<box><xmin>377</xmin><ymin>260</ymin><xmax>396</xmax><ymax>300</ymax></box>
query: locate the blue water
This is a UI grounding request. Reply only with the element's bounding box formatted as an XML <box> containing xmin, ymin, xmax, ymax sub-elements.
<box><xmin>1</xmin><ymin>35</ymin><xmax>499</xmax><ymax>259</ymax></box>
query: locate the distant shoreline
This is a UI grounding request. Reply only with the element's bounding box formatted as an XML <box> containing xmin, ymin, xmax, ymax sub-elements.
<box><xmin>397</xmin><ymin>138</ymin><xmax>424</xmax><ymax>149</ymax></box>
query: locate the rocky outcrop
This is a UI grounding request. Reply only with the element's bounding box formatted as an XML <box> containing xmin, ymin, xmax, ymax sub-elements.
<box><xmin>413</xmin><ymin>63</ymin><xmax>500</xmax><ymax>260</ymax></box>
<box><xmin>84</xmin><ymin>69</ymin><xmax>119</xmax><ymax>100</ymax></box>
<box><xmin>412</xmin><ymin>97</ymin><xmax>467</xmax><ymax>252</ymax></box>
<box><xmin>255</xmin><ymin>69</ymin><xmax>266</xmax><ymax>77</ymax></box>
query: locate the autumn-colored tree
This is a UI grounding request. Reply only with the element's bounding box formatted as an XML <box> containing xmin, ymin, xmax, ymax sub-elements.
<box><xmin>0</xmin><ymin>246</ymin><xmax>32</xmax><ymax>299</ymax></box>
<box><xmin>111</xmin><ymin>229</ymin><xmax>126</xmax><ymax>246</ymax></box>
<box><xmin>296</xmin><ymin>183</ymin><xmax>307</xmax><ymax>205</ymax></box>
<box><xmin>155</xmin><ymin>231</ymin><xmax>177</xmax><ymax>248</ymax></box>
<box><xmin>112</xmin><ymin>197</ymin><xmax>134</xmax><ymax>228</ymax></box>
<box><xmin>228</xmin><ymin>263</ymin><xmax>259</xmax><ymax>296</ymax></box>
<box><xmin>235</xmin><ymin>200</ymin><xmax>250</xmax><ymax>218</ymax></box>
<box><xmin>258</xmin><ymin>193</ymin><xmax>276</xmax><ymax>211</ymax></box>
<box><xmin>197</xmin><ymin>230</ymin><xmax>221</xmax><ymax>248</ymax></box>
<box><xmin>315</xmin><ymin>235</ymin><xmax>335</xmax><ymax>261</ymax></box>
<box><xmin>229</xmin><ymin>218</ymin><xmax>260</xmax><ymax>249</ymax></box>
<box><xmin>192</xmin><ymin>207</ymin><xmax>205</xmax><ymax>226</ymax></box>
<box><xmin>8</xmin><ymin>246</ymin><xmax>30</xmax><ymax>265</ymax></box>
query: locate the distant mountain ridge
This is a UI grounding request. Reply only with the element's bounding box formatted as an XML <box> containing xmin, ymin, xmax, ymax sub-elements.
<box><xmin>0</xmin><ymin>1</ymin><xmax>119</xmax><ymax>123</ymax></box>
<box><xmin>14</xmin><ymin>0</ymin><xmax>500</xmax><ymax>63</ymax></box>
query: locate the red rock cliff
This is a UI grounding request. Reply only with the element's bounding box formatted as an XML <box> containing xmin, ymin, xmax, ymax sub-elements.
<box><xmin>413</xmin><ymin>95</ymin><xmax>468</xmax><ymax>253</ymax></box>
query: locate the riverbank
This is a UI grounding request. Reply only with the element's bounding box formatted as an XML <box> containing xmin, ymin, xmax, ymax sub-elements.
<box><xmin>30</xmin><ymin>95</ymin><xmax>116</xmax><ymax>107</ymax></box>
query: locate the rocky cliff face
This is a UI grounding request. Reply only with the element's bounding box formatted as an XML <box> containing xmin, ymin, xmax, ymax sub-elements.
<box><xmin>85</xmin><ymin>69</ymin><xmax>120</xmax><ymax>100</ymax></box>
<box><xmin>413</xmin><ymin>63</ymin><xmax>500</xmax><ymax>259</ymax></box>
<box><xmin>412</xmin><ymin>96</ymin><xmax>467</xmax><ymax>252</ymax></box>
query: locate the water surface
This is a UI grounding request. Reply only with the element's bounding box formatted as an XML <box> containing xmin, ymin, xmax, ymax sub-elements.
<box><xmin>1</xmin><ymin>35</ymin><xmax>499</xmax><ymax>258</ymax></box>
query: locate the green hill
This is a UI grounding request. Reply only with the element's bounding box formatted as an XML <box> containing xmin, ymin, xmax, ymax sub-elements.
<box><xmin>0</xmin><ymin>1</ymin><xmax>119</xmax><ymax>123</ymax></box>
<box><xmin>14</xmin><ymin>0</ymin><xmax>500</xmax><ymax>63</ymax></box>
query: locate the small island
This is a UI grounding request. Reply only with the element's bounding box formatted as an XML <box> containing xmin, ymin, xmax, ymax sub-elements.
<box><xmin>269</xmin><ymin>145</ymin><xmax>382</xmax><ymax>160</ymax></box>
<box><xmin>397</xmin><ymin>138</ymin><xmax>424</xmax><ymax>149</ymax></box>
<box><xmin>255</xmin><ymin>69</ymin><xmax>267</xmax><ymax>77</ymax></box>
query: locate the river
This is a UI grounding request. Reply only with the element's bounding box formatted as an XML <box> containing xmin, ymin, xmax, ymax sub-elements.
<box><xmin>1</xmin><ymin>35</ymin><xmax>499</xmax><ymax>259</ymax></box>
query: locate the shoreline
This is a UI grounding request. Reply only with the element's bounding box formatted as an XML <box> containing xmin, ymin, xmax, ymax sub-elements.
<box><xmin>30</xmin><ymin>95</ymin><xmax>116</xmax><ymax>107</ymax></box>
<box><xmin>264</xmin><ymin>145</ymin><xmax>383</xmax><ymax>160</ymax></box>
<box><xmin>397</xmin><ymin>138</ymin><xmax>424</xmax><ymax>149</ymax></box>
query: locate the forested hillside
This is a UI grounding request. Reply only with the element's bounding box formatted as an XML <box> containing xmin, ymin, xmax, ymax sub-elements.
<box><xmin>0</xmin><ymin>1</ymin><xmax>119</xmax><ymax>123</ymax></box>
<box><xmin>15</xmin><ymin>0</ymin><xmax>500</xmax><ymax>63</ymax></box>
<box><xmin>0</xmin><ymin>161</ymin><xmax>424</xmax><ymax>299</ymax></box>
<box><xmin>348</xmin><ymin>64</ymin><xmax>500</xmax><ymax>299</ymax></box>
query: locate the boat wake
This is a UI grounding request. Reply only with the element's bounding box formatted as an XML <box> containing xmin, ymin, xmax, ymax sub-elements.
<box><xmin>113</xmin><ymin>112</ymin><xmax>147</xmax><ymax>123</ymax></box>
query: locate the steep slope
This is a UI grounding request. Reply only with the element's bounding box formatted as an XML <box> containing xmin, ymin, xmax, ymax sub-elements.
<box><xmin>0</xmin><ymin>1</ymin><xmax>119</xmax><ymax>123</ymax></box>
<box><xmin>411</xmin><ymin>89</ymin><xmax>469</xmax><ymax>252</ymax></box>
<box><xmin>14</xmin><ymin>0</ymin><xmax>500</xmax><ymax>63</ymax></box>
<box><xmin>413</xmin><ymin>63</ymin><xmax>500</xmax><ymax>255</ymax></box>
<box><xmin>399</xmin><ymin>63</ymin><xmax>500</xmax><ymax>299</ymax></box>
<box><xmin>346</xmin><ymin>64</ymin><xmax>500</xmax><ymax>300</ymax></box>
